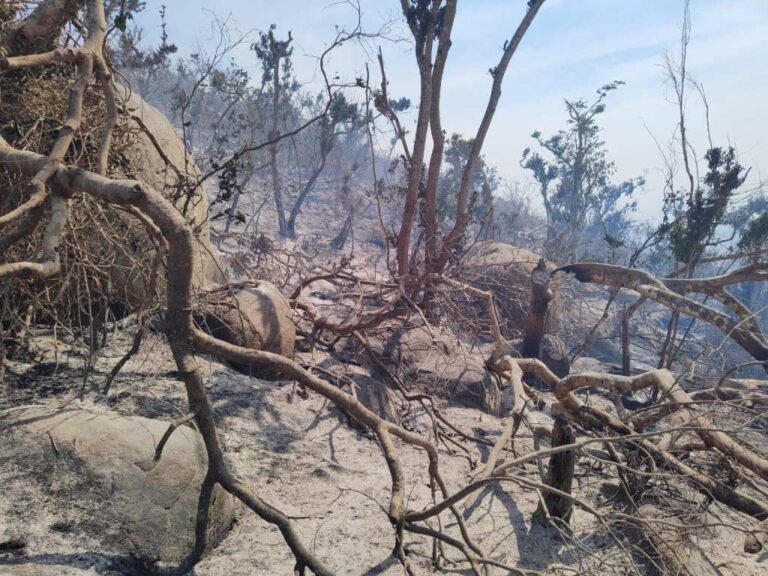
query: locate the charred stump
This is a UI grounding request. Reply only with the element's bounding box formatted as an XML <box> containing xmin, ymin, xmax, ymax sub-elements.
<box><xmin>521</xmin><ymin>258</ymin><xmax>552</xmax><ymax>359</ymax></box>
<box><xmin>533</xmin><ymin>414</ymin><xmax>575</xmax><ymax>529</ymax></box>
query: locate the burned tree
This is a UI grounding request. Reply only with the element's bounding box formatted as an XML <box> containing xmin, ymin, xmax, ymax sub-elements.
<box><xmin>521</xmin><ymin>258</ymin><xmax>552</xmax><ymax>359</ymax></box>
<box><xmin>391</xmin><ymin>0</ymin><xmax>546</xmax><ymax>276</ymax></box>
<box><xmin>252</xmin><ymin>24</ymin><xmax>295</xmax><ymax>237</ymax></box>
<box><xmin>532</xmin><ymin>413</ymin><xmax>576</xmax><ymax>528</ymax></box>
<box><xmin>287</xmin><ymin>93</ymin><xmax>361</xmax><ymax>239</ymax></box>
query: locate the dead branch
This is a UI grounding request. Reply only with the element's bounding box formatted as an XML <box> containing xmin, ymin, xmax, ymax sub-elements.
<box><xmin>154</xmin><ymin>412</ymin><xmax>197</xmax><ymax>462</ymax></box>
<box><xmin>558</xmin><ymin>262</ymin><xmax>768</xmax><ymax>370</ymax></box>
<box><xmin>654</xmin><ymin>375</ymin><xmax>768</xmax><ymax>482</ymax></box>
<box><xmin>474</xmin><ymin>355</ymin><xmax>526</xmax><ymax>480</ymax></box>
<box><xmin>437</xmin><ymin>0</ymin><xmax>546</xmax><ymax>270</ymax></box>
<box><xmin>630</xmin><ymin>505</ymin><xmax>720</xmax><ymax>576</ymax></box>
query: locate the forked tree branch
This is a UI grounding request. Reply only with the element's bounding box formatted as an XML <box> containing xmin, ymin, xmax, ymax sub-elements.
<box><xmin>558</xmin><ymin>262</ymin><xmax>768</xmax><ymax>370</ymax></box>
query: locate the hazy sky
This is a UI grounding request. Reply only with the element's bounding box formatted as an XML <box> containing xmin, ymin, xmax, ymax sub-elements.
<box><xmin>134</xmin><ymin>1</ymin><xmax>768</xmax><ymax>220</ymax></box>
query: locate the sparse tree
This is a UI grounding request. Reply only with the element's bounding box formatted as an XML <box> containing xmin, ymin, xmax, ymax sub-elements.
<box><xmin>521</xmin><ymin>81</ymin><xmax>642</xmax><ymax>261</ymax></box>
<box><xmin>252</xmin><ymin>24</ymin><xmax>296</xmax><ymax>237</ymax></box>
<box><xmin>391</xmin><ymin>0</ymin><xmax>546</xmax><ymax>275</ymax></box>
<box><xmin>286</xmin><ymin>92</ymin><xmax>362</xmax><ymax>238</ymax></box>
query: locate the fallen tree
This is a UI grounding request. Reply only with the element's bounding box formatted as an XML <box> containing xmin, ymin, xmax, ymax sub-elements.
<box><xmin>558</xmin><ymin>261</ymin><xmax>768</xmax><ymax>371</ymax></box>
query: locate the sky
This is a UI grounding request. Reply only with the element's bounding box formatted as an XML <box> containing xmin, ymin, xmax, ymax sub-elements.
<box><xmin>134</xmin><ymin>0</ymin><xmax>768</xmax><ymax>221</ymax></box>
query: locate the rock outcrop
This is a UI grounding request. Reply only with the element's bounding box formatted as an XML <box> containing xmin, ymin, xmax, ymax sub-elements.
<box><xmin>109</xmin><ymin>85</ymin><xmax>224</xmax><ymax>305</ymax></box>
<box><xmin>0</xmin><ymin>406</ymin><xmax>235</xmax><ymax>564</ymax></box>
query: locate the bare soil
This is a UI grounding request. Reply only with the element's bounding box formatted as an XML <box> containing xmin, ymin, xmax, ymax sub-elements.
<box><xmin>1</xmin><ymin>327</ymin><xmax>766</xmax><ymax>575</ymax></box>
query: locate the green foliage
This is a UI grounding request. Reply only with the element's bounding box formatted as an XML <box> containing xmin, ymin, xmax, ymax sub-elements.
<box><xmin>109</xmin><ymin>0</ymin><xmax>146</xmax><ymax>32</ymax></box>
<box><xmin>328</xmin><ymin>92</ymin><xmax>359</xmax><ymax>126</ymax></box>
<box><xmin>317</xmin><ymin>92</ymin><xmax>361</xmax><ymax>155</ymax></box>
<box><xmin>251</xmin><ymin>25</ymin><xmax>296</xmax><ymax>90</ymax></box>
<box><xmin>661</xmin><ymin>146</ymin><xmax>747</xmax><ymax>263</ymax></box>
<box><xmin>738</xmin><ymin>212</ymin><xmax>768</xmax><ymax>251</ymax></box>
<box><xmin>403</xmin><ymin>0</ymin><xmax>447</xmax><ymax>50</ymax></box>
<box><xmin>112</xmin><ymin>3</ymin><xmax>176</xmax><ymax>70</ymax></box>
<box><xmin>389</xmin><ymin>97</ymin><xmax>411</xmax><ymax>112</ymax></box>
<box><xmin>437</xmin><ymin>133</ymin><xmax>498</xmax><ymax>226</ymax></box>
<box><xmin>521</xmin><ymin>81</ymin><xmax>640</xmax><ymax>255</ymax></box>
<box><xmin>734</xmin><ymin>193</ymin><xmax>768</xmax><ymax>251</ymax></box>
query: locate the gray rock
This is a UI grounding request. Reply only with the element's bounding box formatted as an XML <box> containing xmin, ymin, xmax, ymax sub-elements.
<box><xmin>378</xmin><ymin>326</ymin><xmax>501</xmax><ymax>415</ymax></box>
<box><xmin>116</xmin><ymin>85</ymin><xmax>224</xmax><ymax>300</ymax></box>
<box><xmin>0</xmin><ymin>406</ymin><xmax>234</xmax><ymax>563</ymax></box>
<box><xmin>198</xmin><ymin>281</ymin><xmax>296</xmax><ymax>379</ymax></box>
<box><xmin>349</xmin><ymin>374</ymin><xmax>400</xmax><ymax>426</ymax></box>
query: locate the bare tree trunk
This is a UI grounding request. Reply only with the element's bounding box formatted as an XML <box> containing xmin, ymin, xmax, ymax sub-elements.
<box><xmin>658</xmin><ymin>309</ymin><xmax>680</xmax><ymax>368</ymax></box>
<box><xmin>621</xmin><ymin>296</ymin><xmax>648</xmax><ymax>377</ymax></box>
<box><xmin>219</xmin><ymin>172</ymin><xmax>254</xmax><ymax>247</ymax></box>
<box><xmin>437</xmin><ymin>0</ymin><xmax>545</xmax><ymax>271</ymax></box>
<box><xmin>330</xmin><ymin>209</ymin><xmax>353</xmax><ymax>250</ymax></box>
<box><xmin>1</xmin><ymin>0</ymin><xmax>78</xmax><ymax>53</ymax></box>
<box><xmin>394</xmin><ymin>0</ymin><xmax>545</xmax><ymax>276</ymax></box>
<box><xmin>421</xmin><ymin>0</ymin><xmax>457</xmax><ymax>270</ymax></box>
<box><xmin>621</xmin><ymin>304</ymin><xmax>631</xmax><ymax>376</ymax></box>
<box><xmin>270</xmin><ymin>54</ymin><xmax>286</xmax><ymax>236</ymax></box>
<box><xmin>478</xmin><ymin>204</ymin><xmax>494</xmax><ymax>241</ymax></box>
<box><xmin>286</xmin><ymin>154</ymin><xmax>327</xmax><ymax>239</ymax></box>
<box><xmin>394</xmin><ymin>0</ymin><xmax>444</xmax><ymax>276</ymax></box>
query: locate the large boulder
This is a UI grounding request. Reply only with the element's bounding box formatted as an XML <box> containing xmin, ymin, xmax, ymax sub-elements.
<box><xmin>0</xmin><ymin>75</ymin><xmax>223</xmax><ymax>319</ymax></box>
<box><xmin>374</xmin><ymin>325</ymin><xmax>501</xmax><ymax>415</ymax></box>
<box><xmin>0</xmin><ymin>406</ymin><xmax>235</xmax><ymax>564</ymax></box>
<box><xmin>197</xmin><ymin>282</ymin><xmax>296</xmax><ymax>379</ymax></box>
<box><xmin>457</xmin><ymin>242</ymin><xmax>560</xmax><ymax>339</ymax></box>
<box><xmin>110</xmin><ymin>86</ymin><xmax>224</xmax><ymax>305</ymax></box>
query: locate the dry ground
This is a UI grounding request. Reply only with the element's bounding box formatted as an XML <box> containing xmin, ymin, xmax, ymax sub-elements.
<box><xmin>1</xmin><ymin>327</ymin><xmax>766</xmax><ymax>575</ymax></box>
